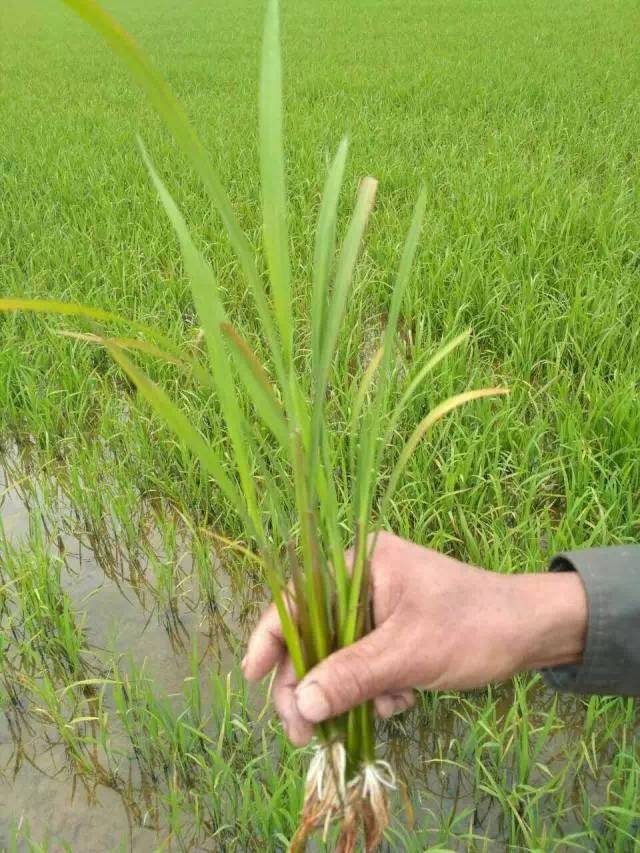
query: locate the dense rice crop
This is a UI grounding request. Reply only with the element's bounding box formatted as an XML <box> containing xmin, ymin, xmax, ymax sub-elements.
<box><xmin>1</xmin><ymin>0</ymin><xmax>639</xmax><ymax>849</ymax></box>
<box><xmin>2</xmin><ymin>0</ymin><xmax>507</xmax><ymax>846</ymax></box>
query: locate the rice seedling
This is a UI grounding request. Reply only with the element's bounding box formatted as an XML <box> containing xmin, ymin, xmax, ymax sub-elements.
<box><xmin>0</xmin><ymin>0</ymin><xmax>511</xmax><ymax>847</ymax></box>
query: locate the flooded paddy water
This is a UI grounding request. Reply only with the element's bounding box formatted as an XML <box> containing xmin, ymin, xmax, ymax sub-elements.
<box><xmin>0</xmin><ymin>443</ymin><xmax>638</xmax><ymax>851</ymax></box>
<box><xmin>0</xmin><ymin>444</ymin><xmax>257</xmax><ymax>850</ymax></box>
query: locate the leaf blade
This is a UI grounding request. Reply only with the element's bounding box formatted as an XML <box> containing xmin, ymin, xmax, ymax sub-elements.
<box><xmin>259</xmin><ymin>0</ymin><xmax>292</xmax><ymax>363</ymax></box>
<box><xmin>62</xmin><ymin>0</ymin><xmax>286</xmax><ymax>385</ymax></box>
<box><xmin>56</xmin><ymin>330</ymin><xmax>215</xmax><ymax>390</ymax></box>
<box><xmin>380</xmin><ymin>387</ymin><xmax>510</xmax><ymax>517</ymax></box>
<box><xmin>105</xmin><ymin>343</ymin><xmax>247</xmax><ymax>521</ymax></box>
<box><xmin>311</xmin><ymin>137</ymin><xmax>349</xmax><ymax>378</ymax></box>
<box><xmin>221</xmin><ymin>322</ymin><xmax>289</xmax><ymax>449</ymax></box>
<box><xmin>139</xmin><ymin>143</ymin><xmax>264</xmax><ymax>536</ymax></box>
<box><xmin>384</xmin><ymin>329</ymin><xmax>472</xmax><ymax>446</ymax></box>
<box><xmin>309</xmin><ymin>176</ymin><xmax>378</xmax><ymax>483</ymax></box>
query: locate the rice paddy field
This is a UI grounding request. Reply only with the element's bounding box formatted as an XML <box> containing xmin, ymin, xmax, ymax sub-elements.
<box><xmin>2</xmin><ymin>0</ymin><xmax>640</xmax><ymax>849</ymax></box>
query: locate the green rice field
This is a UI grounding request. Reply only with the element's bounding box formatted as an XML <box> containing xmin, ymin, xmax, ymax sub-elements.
<box><xmin>1</xmin><ymin>0</ymin><xmax>639</xmax><ymax>849</ymax></box>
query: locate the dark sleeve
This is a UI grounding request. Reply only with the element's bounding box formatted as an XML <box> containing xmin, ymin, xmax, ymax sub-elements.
<box><xmin>542</xmin><ymin>546</ymin><xmax>640</xmax><ymax>697</ymax></box>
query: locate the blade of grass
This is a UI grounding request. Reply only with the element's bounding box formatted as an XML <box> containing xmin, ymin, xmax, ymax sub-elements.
<box><xmin>353</xmin><ymin>189</ymin><xmax>428</xmax><ymax>519</ymax></box>
<box><xmin>311</xmin><ymin>138</ymin><xmax>349</xmax><ymax>378</ymax></box>
<box><xmin>259</xmin><ymin>0</ymin><xmax>292</xmax><ymax>365</ymax></box>
<box><xmin>0</xmin><ymin>297</ymin><xmax>175</xmax><ymax>351</ymax></box>
<box><xmin>62</xmin><ymin>0</ymin><xmax>286</xmax><ymax>386</ymax></box>
<box><xmin>309</xmin><ymin>176</ymin><xmax>378</xmax><ymax>488</ymax></box>
<box><xmin>103</xmin><ymin>342</ymin><xmax>246</xmax><ymax>521</ymax></box>
<box><xmin>342</xmin><ymin>387</ymin><xmax>509</xmax><ymax>648</ymax></box>
<box><xmin>347</xmin><ymin>343</ymin><xmax>384</xmax><ymax>468</ymax></box>
<box><xmin>220</xmin><ymin>322</ymin><xmax>289</xmax><ymax>449</ymax></box>
<box><xmin>377</xmin><ymin>188</ymin><xmax>428</xmax><ymax>394</ymax></box>
<box><xmin>103</xmin><ymin>340</ymin><xmax>303</xmax><ymax>674</ymax></box>
<box><xmin>316</xmin><ymin>431</ymin><xmax>349</xmax><ymax>632</ymax></box>
<box><xmin>103</xmin><ymin>341</ymin><xmax>306</xmax><ymax>678</ymax></box>
<box><xmin>140</xmin><ymin>142</ymin><xmax>264</xmax><ymax>538</ymax></box>
<box><xmin>342</xmin><ymin>191</ymin><xmax>426</xmax><ymax>647</ymax></box>
<box><xmin>380</xmin><ymin>387</ymin><xmax>510</xmax><ymax>518</ymax></box>
<box><xmin>291</xmin><ymin>431</ymin><xmax>329</xmax><ymax>665</ymax></box>
<box><xmin>383</xmin><ymin>329</ymin><xmax>472</xmax><ymax>446</ymax></box>
<box><xmin>56</xmin><ymin>330</ymin><xmax>215</xmax><ymax>389</ymax></box>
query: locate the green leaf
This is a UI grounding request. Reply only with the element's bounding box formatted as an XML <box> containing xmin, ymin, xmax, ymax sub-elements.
<box><xmin>377</xmin><ymin>188</ymin><xmax>428</xmax><ymax>400</ymax></box>
<box><xmin>379</xmin><ymin>387</ymin><xmax>510</xmax><ymax>517</ymax></box>
<box><xmin>57</xmin><ymin>330</ymin><xmax>215</xmax><ymax>390</ymax></box>
<box><xmin>139</xmin><ymin>142</ymin><xmax>264</xmax><ymax>537</ymax></box>
<box><xmin>384</xmin><ymin>329</ymin><xmax>472</xmax><ymax>445</ymax></box>
<box><xmin>343</xmin><ymin>191</ymin><xmax>428</xmax><ymax>646</ymax></box>
<box><xmin>104</xmin><ymin>342</ymin><xmax>247</xmax><ymax>522</ymax></box>
<box><xmin>311</xmin><ymin>138</ymin><xmax>349</xmax><ymax>378</ymax></box>
<box><xmin>0</xmin><ymin>296</ymin><xmax>190</xmax><ymax>363</ymax></box>
<box><xmin>220</xmin><ymin>322</ymin><xmax>289</xmax><ymax>449</ymax></box>
<box><xmin>62</xmin><ymin>0</ymin><xmax>285</xmax><ymax>386</ymax></box>
<box><xmin>0</xmin><ymin>296</ymin><xmax>121</xmax><ymax>325</ymax></box>
<box><xmin>348</xmin><ymin>343</ymin><xmax>384</xmax><ymax>440</ymax></box>
<box><xmin>342</xmin><ymin>385</ymin><xmax>509</xmax><ymax>648</ymax></box>
<box><xmin>259</xmin><ymin>0</ymin><xmax>292</xmax><ymax>364</ymax></box>
<box><xmin>309</xmin><ymin>176</ymin><xmax>378</xmax><ymax>482</ymax></box>
<box><xmin>354</xmin><ymin>189</ymin><xmax>428</xmax><ymax>518</ymax></box>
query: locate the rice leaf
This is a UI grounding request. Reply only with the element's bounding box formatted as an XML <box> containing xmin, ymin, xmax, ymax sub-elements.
<box><xmin>348</xmin><ymin>344</ymin><xmax>384</xmax><ymax>443</ymax></box>
<box><xmin>342</xmin><ymin>386</ymin><xmax>509</xmax><ymax>647</ymax></box>
<box><xmin>309</xmin><ymin>176</ymin><xmax>378</xmax><ymax>480</ymax></box>
<box><xmin>220</xmin><ymin>322</ymin><xmax>289</xmax><ymax>448</ymax></box>
<box><xmin>104</xmin><ymin>342</ymin><xmax>246</xmax><ymax>521</ymax></box>
<box><xmin>0</xmin><ymin>296</ymin><xmax>193</xmax><ymax>363</ymax></box>
<box><xmin>341</xmin><ymin>193</ymin><xmax>428</xmax><ymax>638</ymax></box>
<box><xmin>0</xmin><ymin>297</ymin><xmax>121</xmax><ymax>325</ymax></box>
<box><xmin>355</xmin><ymin>189</ymin><xmax>428</xmax><ymax>517</ymax></box>
<box><xmin>259</xmin><ymin>0</ymin><xmax>292</xmax><ymax>364</ymax></box>
<box><xmin>56</xmin><ymin>331</ymin><xmax>215</xmax><ymax>389</ymax></box>
<box><xmin>61</xmin><ymin>1</ymin><xmax>221</xmax><ymax>220</ymax></box>
<box><xmin>317</xmin><ymin>431</ymin><xmax>349</xmax><ymax>632</ymax></box>
<box><xmin>62</xmin><ymin>0</ymin><xmax>285</xmax><ymax>385</ymax></box>
<box><xmin>139</xmin><ymin>142</ymin><xmax>264</xmax><ymax>536</ymax></box>
<box><xmin>380</xmin><ymin>387</ymin><xmax>510</xmax><ymax>517</ymax></box>
<box><xmin>311</xmin><ymin>138</ymin><xmax>349</xmax><ymax>378</ymax></box>
<box><xmin>291</xmin><ymin>431</ymin><xmax>329</xmax><ymax>664</ymax></box>
<box><xmin>377</xmin><ymin>188</ymin><xmax>428</xmax><ymax>396</ymax></box>
<box><xmin>348</xmin><ymin>346</ymin><xmax>384</xmax><ymax>476</ymax></box>
<box><xmin>383</xmin><ymin>329</ymin><xmax>472</xmax><ymax>445</ymax></box>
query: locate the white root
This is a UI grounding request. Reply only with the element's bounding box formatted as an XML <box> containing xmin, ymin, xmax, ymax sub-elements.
<box><xmin>297</xmin><ymin>746</ymin><xmax>395</xmax><ymax>851</ymax></box>
<box><xmin>305</xmin><ymin>740</ymin><xmax>348</xmax><ymax>804</ymax></box>
<box><xmin>361</xmin><ymin>759</ymin><xmax>396</xmax><ymax>798</ymax></box>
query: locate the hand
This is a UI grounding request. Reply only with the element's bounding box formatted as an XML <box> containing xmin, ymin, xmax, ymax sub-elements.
<box><xmin>242</xmin><ymin>532</ymin><xmax>587</xmax><ymax>746</ymax></box>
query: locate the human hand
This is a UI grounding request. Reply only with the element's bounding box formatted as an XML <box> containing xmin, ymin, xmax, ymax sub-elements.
<box><xmin>242</xmin><ymin>532</ymin><xmax>587</xmax><ymax>746</ymax></box>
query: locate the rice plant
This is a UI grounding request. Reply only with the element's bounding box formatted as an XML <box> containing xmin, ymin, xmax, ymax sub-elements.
<box><xmin>1</xmin><ymin>0</ymin><xmax>507</xmax><ymax>847</ymax></box>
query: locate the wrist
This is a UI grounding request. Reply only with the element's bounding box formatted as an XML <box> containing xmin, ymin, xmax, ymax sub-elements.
<box><xmin>505</xmin><ymin>572</ymin><xmax>588</xmax><ymax>672</ymax></box>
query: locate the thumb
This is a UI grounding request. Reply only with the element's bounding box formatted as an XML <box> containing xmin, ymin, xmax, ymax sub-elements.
<box><xmin>294</xmin><ymin>625</ymin><xmax>398</xmax><ymax>724</ymax></box>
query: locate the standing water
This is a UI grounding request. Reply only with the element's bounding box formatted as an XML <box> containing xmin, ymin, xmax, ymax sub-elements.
<box><xmin>0</xmin><ymin>445</ymin><xmax>637</xmax><ymax>850</ymax></box>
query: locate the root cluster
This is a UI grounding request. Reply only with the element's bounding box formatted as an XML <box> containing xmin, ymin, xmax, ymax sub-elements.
<box><xmin>291</xmin><ymin>742</ymin><xmax>395</xmax><ymax>852</ymax></box>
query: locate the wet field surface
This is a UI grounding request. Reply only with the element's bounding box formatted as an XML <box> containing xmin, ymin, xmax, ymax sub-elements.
<box><xmin>0</xmin><ymin>445</ymin><xmax>637</xmax><ymax>851</ymax></box>
<box><xmin>0</xmin><ymin>447</ymin><xmax>251</xmax><ymax>850</ymax></box>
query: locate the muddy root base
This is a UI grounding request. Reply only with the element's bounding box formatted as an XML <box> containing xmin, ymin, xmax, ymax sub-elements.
<box><xmin>291</xmin><ymin>745</ymin><xmax>393</xmax><ymax>853</ymax></box>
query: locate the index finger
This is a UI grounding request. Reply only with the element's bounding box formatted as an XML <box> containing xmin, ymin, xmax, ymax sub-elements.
<box><xmin>242</xmin><ymin>592</ymin><xmax>297</xmax><ymax>681</ymax></box>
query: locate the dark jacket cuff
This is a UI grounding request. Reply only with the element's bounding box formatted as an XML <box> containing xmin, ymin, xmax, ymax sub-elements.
<box><xmin>542</xmin><ymin>546</ymin><xmax>640</xmax><ymax>697</ymax></box>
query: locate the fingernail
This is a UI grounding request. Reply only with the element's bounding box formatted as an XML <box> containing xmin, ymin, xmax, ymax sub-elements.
<box><xmin>241</xmin><ymin>655</ymin><xmax>248</xmax><ymax>673</ymax></box>
<box><xmin>375</xmin><ymin>696</ymin><xmax>395</xmax><ymax>719</ymax></box>
<box><xmin>295</xmin><ymin>681</ymin><xmax>330</xmax><ymax>723</ymax></box>
<box><xmin>390</xmin><ymin>694</ymin><xmax>411</xmax><ymax>717</ymax></box>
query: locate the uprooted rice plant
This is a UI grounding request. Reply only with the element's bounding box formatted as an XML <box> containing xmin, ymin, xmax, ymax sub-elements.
<box><xmin>1</xmin><ymin>0</ymin><xmax>640</xmax><ymax>849</ymax></box>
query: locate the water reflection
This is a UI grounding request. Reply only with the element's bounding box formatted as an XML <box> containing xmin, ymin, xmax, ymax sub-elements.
<box><xmin>0</xmin><ymin>445</ymin><xmax>252</xmax><ymax>849</ymax></box>
<box><xmin>0</xmin><ymin>443</ymin><xmax>637</xmax><ymax>850</ymax></box>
